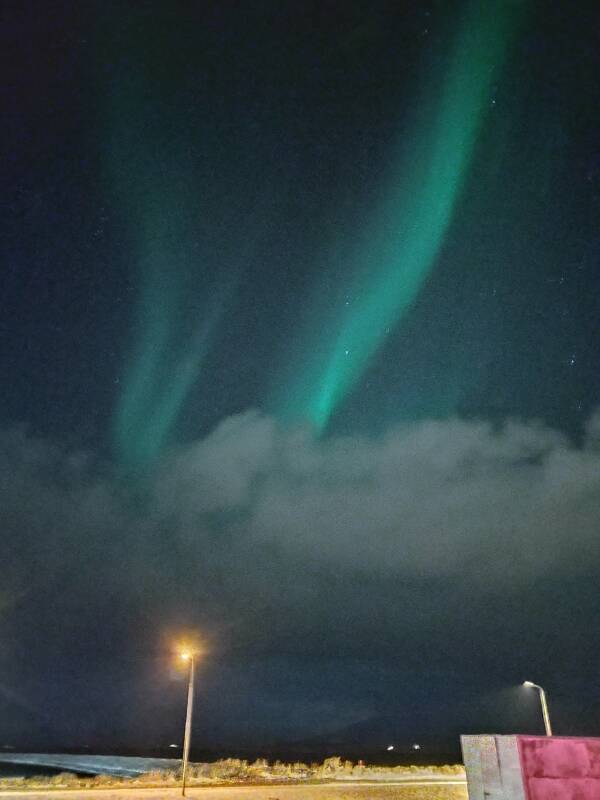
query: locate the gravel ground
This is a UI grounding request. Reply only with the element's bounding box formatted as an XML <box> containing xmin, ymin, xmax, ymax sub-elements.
<box><xmin>0</xmin><ymin>781</ymin><xmax>468</xmax><ymax>799</ymax></box>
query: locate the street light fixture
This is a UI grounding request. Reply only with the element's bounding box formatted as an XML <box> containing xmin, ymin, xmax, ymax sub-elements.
<box><xmin>180</xmin><ymin>651</ymin><xmax>196</xmax><ymax>796</ymax></box>
<box><xmin>523</xmin><ymin>681</ymin><xmax>552</xmax><ymax>736</ymax></box>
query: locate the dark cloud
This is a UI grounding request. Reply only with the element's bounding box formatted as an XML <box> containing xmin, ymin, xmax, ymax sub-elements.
<box><xmin>5</xmin><ymin>410</ymin><xmax>600</xmax><ymax>629</ymax></box>
<box><xmin>3</xmin><ymin>411</ymin><xmax>600</xmax><ymax>745</ymax></box>
<box><xmin>157</xmin><ymin>410</ymin><xmax>600</xmax><ymax>580</ymax></box>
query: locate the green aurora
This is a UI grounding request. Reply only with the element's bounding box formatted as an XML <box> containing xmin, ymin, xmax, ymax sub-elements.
<box><xmin>273</xmin><ymin>0</ymin><xmax>526</xmax><ymax>433</ymax></box>
<box><xmin>104</xmin><ymin>23</ymin><xmax>230</xmax><ymax>469</ymax></box>
<box><xmin>107</xmin><ymin>1</ymin><xmax>527</xmax><ymax>466</ymax></box>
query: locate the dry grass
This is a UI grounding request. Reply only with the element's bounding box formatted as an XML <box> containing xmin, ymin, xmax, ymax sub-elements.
<box><xmin>0</xmin><ymin>757</ymin><xmax>466</xmax><ymax>793</ymax></box>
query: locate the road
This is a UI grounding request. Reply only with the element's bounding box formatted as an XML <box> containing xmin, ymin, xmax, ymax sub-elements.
<box><xmin>0</xmin><ymin>754</ymin><xmax>177</xmax><ymax>777</ymax></box>
<box><xmin>0</xmin><ymin>780</ymin><xmax>468</xmax><ymax>799</ymax></box>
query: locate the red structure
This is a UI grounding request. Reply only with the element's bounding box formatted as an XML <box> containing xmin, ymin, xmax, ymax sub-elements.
<box><xmin>518</xmin><ymin>735</ymin><xmax>600</xmax><ymax>800</ymax></box>
<box><xmin>461</xmin><ymin>734</ymin><xmax>600</xmax><ymax>799</ymax></box>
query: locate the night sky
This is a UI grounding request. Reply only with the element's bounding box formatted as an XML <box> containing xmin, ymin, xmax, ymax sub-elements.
<box><xmin>3</xmin><ymin>0</ymin><xmax>600</xmax><ymax>756</ymax></box>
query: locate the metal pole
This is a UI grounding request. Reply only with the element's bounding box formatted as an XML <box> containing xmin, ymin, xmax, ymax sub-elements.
<box><xmin>539</xmin><ymin>687</ymin><xmax>552</xmax><ymax>736</ymax></box>
<box><xmin>181</xmin><ymin>655</ymin><xmax>195</xmax><ymax>796</ymax></box>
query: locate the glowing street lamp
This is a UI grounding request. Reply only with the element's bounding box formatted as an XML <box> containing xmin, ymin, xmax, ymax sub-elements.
<box><xmin>180</xmin><ymin>651</ymin><xmax>196</xmax><ymax>796</ymax></box>
<box><xmin>523</xmin><ymin>681</ymin><xmax>552</xmax><ymax>736</ymax></box>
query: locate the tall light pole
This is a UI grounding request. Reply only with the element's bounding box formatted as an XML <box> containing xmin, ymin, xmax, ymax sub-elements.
<box><xmin>180</xmin><ymin>652</ymin><xmax>195</xmax><ymax>796</ymax></box>
<box><xmin>523</xmin><ymin>681</ymin><xmax>552</xmax><ymax>736</ymax></box>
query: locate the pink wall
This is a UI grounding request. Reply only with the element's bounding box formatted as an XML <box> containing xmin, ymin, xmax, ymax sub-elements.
<box><xmin>518</xmin><ymin>735</ymin><xmax>600</xmax><ymax>800</ymax></box>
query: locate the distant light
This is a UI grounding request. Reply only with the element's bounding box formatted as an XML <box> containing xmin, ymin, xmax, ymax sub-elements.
<box><xmin>387</xmin><ymin>745</ymin><xmax>394</xmax><ymax>751</ymax></box>
<box><xmin>175</xmin><ymin>637</ymin><xmax>204</xmax><ymax>661</ymax></box>
<box><xmin>521</xmin><ymin>680</ymin><xmax>552</xmax><ymax>736</ymax></box>
<box><xmin>169</xmin><ymin>744</ymin><xmax>179</xmax><ymax>748</ymax></box>
<box><xmin>412</xmin><ymin>743</ymin><xmax>421</xmax><ymax>750</ymax></box>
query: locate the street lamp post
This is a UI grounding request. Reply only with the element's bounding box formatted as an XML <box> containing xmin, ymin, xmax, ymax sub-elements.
<box><xmin>181</xmin><ymin>652</ymin><xmax>195</xmax><ymax>796</ymax></box>
<box><xmin>523</xmin><ymin>681</ymin><xmax>552</xmax><ymax>736</ymax></box>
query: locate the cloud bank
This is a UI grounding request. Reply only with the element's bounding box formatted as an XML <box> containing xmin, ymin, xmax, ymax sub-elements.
<box><xmin>4</xmin><ymin>410</ymin><xmax>600</xmax><ymax>630</ymax></box>
<box><xmin>4</xmin><ymin>410</ymin><xmax>600</xmax><ymax>742</ymax></box>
